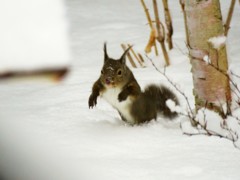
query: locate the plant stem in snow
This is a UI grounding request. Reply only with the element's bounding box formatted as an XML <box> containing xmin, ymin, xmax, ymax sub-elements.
<box><xmin>152</xmin><ymin>0</ymin><xmax>170</xmax><ymax>66</ymax></box>
<box><xmin>128</xmin><ymin>44</ymin><xmax>145</xmax><ymax>67</ymax></box>
<box><xmin>121</xmin><ymin>44</ymin><xmax>137</xmax><ymax>68</ymax></box>
<box><xmin>224</xmin><ymin>0</ymin><xmax>236</xmax><ymax>36</ymax></box>
<box><xmin>179</xmin><ymin>0</ymin><xmax>190</xmax><ymax>46</ymax></box>
<box><xmin>145</xmin><ymin>54</ymin><xmax>196</xmax><ymax>125</ymax></box>
<box><xmin>162</xmin><ymin>0</ymin><xmax>173</xmax><ymax>50</ymax></box>
<box><xmin>140</xmin><ymin>0</ymin><xmax>159</xmax><ymax>56</ymax></box>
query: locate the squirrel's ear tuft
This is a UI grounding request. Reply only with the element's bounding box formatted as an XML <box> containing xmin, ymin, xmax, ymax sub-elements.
<box><xmin>104</xmin><ymin>42</ymin><xmax>108</xmax><ymax>61</ymax></box>
<box><xmin>120</xmin><ymin>45</ymin><xmax>132</xmax><ymax>64</ymax></box>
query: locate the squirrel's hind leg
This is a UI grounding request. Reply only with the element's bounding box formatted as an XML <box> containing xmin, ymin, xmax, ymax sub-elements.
<box><xmin>131</xmin><ymin>95</ymin><xmax>157</xmax><ymax>124</ymax></box>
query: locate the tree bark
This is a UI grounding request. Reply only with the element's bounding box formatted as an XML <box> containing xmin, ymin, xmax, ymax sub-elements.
<box><xmin>185</xmin><ymin>0</ymin><xmax>231</xmax><ymax>117</ymax></box>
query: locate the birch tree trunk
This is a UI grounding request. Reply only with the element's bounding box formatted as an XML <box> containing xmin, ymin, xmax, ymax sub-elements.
<box><xmin>185</xmin><ymin>0</ymin><xmax>231</xmax><ymax>117</ymax></box>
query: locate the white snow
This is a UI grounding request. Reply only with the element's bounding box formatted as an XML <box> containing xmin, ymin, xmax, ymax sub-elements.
<box><xmin>0</xmin><ymin>0</ymin><xmax>70</xmax><ymax>73</ymax></box>
<box><xmin>203</xmin><ymin>55</ymin><xmax>210</xmax><ymax>64</ymax></box>
<box><xmin>166</xmin><ymin>99</ymin><xmax>182</xmax><ymax>113</ymax></box>
<box><xmin>208</xmin><ymin>35</ymin><xmax>227</xmax><ymax>50</ymax></box>
<box><xmin>0</xmin><ymin>0</ymin><xmax>240</xmax><ymax>180</ymax></box>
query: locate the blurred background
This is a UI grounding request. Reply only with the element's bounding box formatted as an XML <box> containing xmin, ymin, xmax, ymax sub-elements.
<box><xmin>0</xmin><ymin>1</ymin><xmax>240</xmax><ymax>180</ymax></box>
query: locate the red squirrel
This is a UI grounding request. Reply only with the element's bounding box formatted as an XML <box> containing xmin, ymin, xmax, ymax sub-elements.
<box><xmin>89</xmin><ymin>43</ymin><xmax>179</xmax><ymax>125</ymax></box>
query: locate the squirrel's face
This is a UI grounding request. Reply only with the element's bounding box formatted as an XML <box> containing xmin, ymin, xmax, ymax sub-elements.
<box><xmin>100</xmin><ymin>59</ymin><xmax>126</xmax><ymax>88</ymax></box>
<box><xmin>100</xmin><ymin>43</ymin><xmax>131</xmax><ymax>88</ymax></box>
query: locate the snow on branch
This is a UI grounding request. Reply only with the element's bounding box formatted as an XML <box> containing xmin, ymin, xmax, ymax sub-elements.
<box><xmin>208</xmin><ymin>35</ymin><xmax>227</xmax><ymax>50</ymax></box>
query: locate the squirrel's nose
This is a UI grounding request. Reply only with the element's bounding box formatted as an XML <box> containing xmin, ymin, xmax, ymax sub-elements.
<box><xmin>105</xmin><ymin>77</ymin><xmax>113</xmax><ymax>85</ymax></box>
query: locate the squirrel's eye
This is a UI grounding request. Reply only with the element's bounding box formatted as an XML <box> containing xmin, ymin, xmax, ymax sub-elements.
<box><xmin>117</xmin><ymin>69</ymin><xmax>122</xmax><ymax>76</ymax></box>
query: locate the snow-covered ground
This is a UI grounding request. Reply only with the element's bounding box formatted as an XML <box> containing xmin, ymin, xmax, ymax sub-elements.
<box><xmin>0</xmin><ymin>0</ymin><xmax>70</xmax><ymax>73</ymax></box>
<box><xmin>0</xmin><ymin>0</ymin><xmax>240</xmax><ymax>180</ymax></box>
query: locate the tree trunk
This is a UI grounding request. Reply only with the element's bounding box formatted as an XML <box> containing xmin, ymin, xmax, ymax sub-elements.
<box><xmin>185</xmin><ymin>0</ymin><xmax>231</xmax><ymax>117</ymax></box>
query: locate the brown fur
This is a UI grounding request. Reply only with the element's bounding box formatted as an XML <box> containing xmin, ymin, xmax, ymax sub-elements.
<box><xmin>89</xmin><ymin>43</ymin><xmax>179</xmax><ymax>125</ymax></box>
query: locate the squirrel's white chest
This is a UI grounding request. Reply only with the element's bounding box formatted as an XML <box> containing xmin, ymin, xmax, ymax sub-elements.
<box><xmin>101</xmin><ymin>87</ymin><xmax>134</xmax><ymax>124</ymax></box>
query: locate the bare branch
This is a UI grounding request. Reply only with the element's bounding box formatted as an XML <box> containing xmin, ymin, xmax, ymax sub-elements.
<box><xmin>121</xmin><ymin>44</ymin><xmax>137</xmax><ymax>68</ymax></box>
<box><xmin>230</xmin><ymin>71</ymin><xmax>240</xmax><ymax>79</ymax></box>
<box><xmin>174</xmin><ymin>42</ymin><xmax>189</xmax><ymax>56</ymax></box>
<box><xmin>145</xmin><ymin>54</ymin><xmax>195</xmax><ymax>124</ymax></box>
<box><xmin>146</xmin><ymin>55</ymin><xmax>240</xmax><ymax>149</ymax></box>
<box><xmin>224</xmin><ymin>0</ymin><xmax>236</xmax><ymax>36</ymax></box>
<box><xmin>152</xmin><ymin>0</ymin><xmax>170</xmax><ymax>66</ymax></box>
<box><xmin>127</xmin><ymin>44</ymin><xmax>145</xmax><ymax>67</ymax></box>
<box><xmin>179</xmin><ymin>0</ymin><xmax>190</xmax><ymax>46</ymax></box>
<box><xmin>138</xmin><ymin>53</ymin><xmax>145</xmax><ymax>64</ymax></box>
<box><xmin>140</xmin><ymin>0</ymin><xmax>159</xmax><ymax>55</ymax></box>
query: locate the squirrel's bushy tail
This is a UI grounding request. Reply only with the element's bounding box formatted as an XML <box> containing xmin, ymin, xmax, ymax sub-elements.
<box><xmin>131</xmin><ymin>84</ymin><xmax>179</xmax><ymax>124</ymax></box>
<box><xmin>144</xmin><ymin>84</ymin><xmax>179</xmax><ymax>118</ymax></box>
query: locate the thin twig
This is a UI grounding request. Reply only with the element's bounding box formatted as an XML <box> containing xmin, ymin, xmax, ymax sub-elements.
<box><xmin>121</xmin><ymin>44</ymin><xmax>137</xmax><ymax>68</ymax></box>
<box><xmin>174</xmin><ymin>42</ymin><xmax>189</xmax><ymax>56</ymax></box>
<box><xmin>188</xmin><ymin>111</ymin><xmax>239</xmax><ymax>149</ymax></box>
<box><xmin>179</xmin><ymin>0</ymin><xmax>190</xmax><ymax>46</ymax></box>
<box><xmin>127</xmin><ymin>44</ymin><xmax>144</xmax><ymax>67</ymax></box>
<box><xmin>224</xmin><ymin>0</ymin><xmax>236</xmax><ymax>36</ymax></box>
<box><xmin>230</xmin><ymin>71</ymin><xmax>240</xmax><ymax>79</ymax></box>
<box><xmin>147</xmin><ymin>54</ymin><xmax>240</xmax><ymax>149</ymax></box>
<box><xmin>145</xmin><ymin>54</ymin><xmax>195</xmax><ymax>122</ymax></box>
<box><xmin>138</xmin><ymin>53</ymin><xmax>145</xmax><ymax>63</ymax></box>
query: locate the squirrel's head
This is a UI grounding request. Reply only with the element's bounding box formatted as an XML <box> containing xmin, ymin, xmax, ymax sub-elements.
<box><xmin>100</xmin><ymin>43</ymin><xmax>131</xmax><ymax>88</ymax></box>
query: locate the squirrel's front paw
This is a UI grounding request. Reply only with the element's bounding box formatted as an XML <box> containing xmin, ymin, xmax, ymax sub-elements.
<box><xmin>118</xmin><ymin>92</ymin><xmax>128</xmax><ymax>102</ymax></box>
<box><xmin>88</xmin><ymin>94</ymin><xmax>97</xmax><ymax>108</ymax></box>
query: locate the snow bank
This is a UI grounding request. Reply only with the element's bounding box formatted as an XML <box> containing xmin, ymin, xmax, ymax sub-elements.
<box><xmin>0</xmin><ymin>0</ymin><xmax>70</xmax><ymax>73</ymax></box>
<box><xmin>166</xmin><ymin>99</ymin><xmax>182</xmax><ymax>113</ymax></box>
<box><xmin>0</xmin><ymin>0</ymin><xmax>240</xmax><ymax>180</ymax></box>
